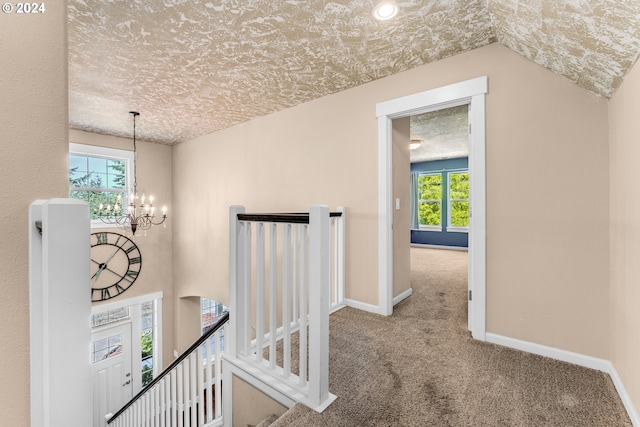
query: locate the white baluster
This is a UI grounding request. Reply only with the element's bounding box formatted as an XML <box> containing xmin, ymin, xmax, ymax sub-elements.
<box><xmin>177</xmin><ymin>364</ymin><xmax>183</xmax><ymax>427</ymax></box>
<box><xmin>292</xmin><ymin>224</ymin><xmax>298</xmax><ymax>324</ymax></box>
<box><xmin>256</xmin><ymin>221</ymin><xmax>265</xmax><ymax>363</ymax></box>
<box><xmin>204</xmin><ymin>339</ymin><xmax>213</xmax><ymax>422</ymax></box>
<box><xmin>170</xmin><ymin>370</ymin><xmax>177</xmax><ymax>427</ymax></box>
<box><xmin>161</xmin><ymin>378</ymin><xmax>167</xmax><ymax>427</ymax></box>
<box><xmin>299</xmin><ymin>223</ymin><xmax>308</xmax><ymax>387</ymax></box>
<box><xmin>336</xmin><ymin>207</ymin><xmax>346</xmax><ymax>307</ymax></box>
<box><xmin>188</xmin><ymin>354</ymin><xmax>194</xmax><ymax>425</ymax></box>
<box><xmin>197</xmin><ymin>346</ymin><xmax>205</xmax><ymax>425</ymax></box>
<box><xmin>244</xmin><ymin>222</ymin><xmax>252</xmax><ymax>357</ymax></box>
<box><xmin>269</xmin><ymin>223</ymin><xmax>277</xmax><ymax>369</ymax></box>
<box><xmin>282</xmin><ymin>223</ymin><xmax>291</xmax><ymax>378</ymax></box>
<box><xmin>214</xmin><ymin>327</ymin><xmax>223</xmax><ymax>419</ymax></box>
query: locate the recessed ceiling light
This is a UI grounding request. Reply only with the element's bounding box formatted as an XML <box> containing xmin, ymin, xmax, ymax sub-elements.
<box><xmin>373</xmin><ymin>1</ymin><xmax>399</xmax><ymax>21</ymax></box>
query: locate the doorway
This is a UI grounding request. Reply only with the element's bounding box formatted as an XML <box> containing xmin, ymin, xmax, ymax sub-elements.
<box><xmin>91</xmin><ymin>322</ymin><xmax>133</xmax><ymax>427</ymax></box>
<box><xmin>376</xmin><ymin>76</ymin><xmax>487</xmax><ymax>340</ymax></box>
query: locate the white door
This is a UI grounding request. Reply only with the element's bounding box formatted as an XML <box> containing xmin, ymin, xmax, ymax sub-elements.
<box><xmin>91</xmin><ymin>323</ymin><xmax>133</xmax><ymax>427</ymax></box>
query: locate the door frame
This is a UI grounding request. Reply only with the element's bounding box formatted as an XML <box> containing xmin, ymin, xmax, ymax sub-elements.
<box><xmin>91</xmin><ymin>291</ymin><xmax>164</xmax><ymax>392</ymax></box>
<box><xmin>376</xmin><ymin>76</ymin><xmax>487</xmax><ymax>340</ymax></box>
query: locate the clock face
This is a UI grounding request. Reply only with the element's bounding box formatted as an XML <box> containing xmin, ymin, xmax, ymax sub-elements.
<box><xmin>90</xmin><ymin>232</ymin><xmax>142</xmax><ymax>302</ymax></box>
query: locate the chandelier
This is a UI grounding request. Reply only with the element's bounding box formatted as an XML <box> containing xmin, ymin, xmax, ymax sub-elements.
<box><xmin>97</xmin><ymin>111</ymin><xmax>167</xmax><ymax>235</ymax></box>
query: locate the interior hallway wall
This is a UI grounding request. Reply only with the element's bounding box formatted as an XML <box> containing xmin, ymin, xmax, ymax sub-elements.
<box><xmin>172</xmin><ymin>43</ymin><xmax>610</xmax><ymax>360</ymax></box>
<box><xmin>0</xmin><ymin>3</ymin><xmax>69</xmax><ymax>423</ymax></box>
<box><xmin>609</xmin><ymin>54</ymin><xmax>640</xmax><ymax>420</ymax></box>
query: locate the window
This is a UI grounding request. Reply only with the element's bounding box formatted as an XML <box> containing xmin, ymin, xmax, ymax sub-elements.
<box><xmin>141</xmin><ymin>301</ymin><xmax>154</xmax><ymax>387</ymax></box>
<box><xmin>448</xmin><ymin>172</ymin><xmax>469</xmax><ymax>229</ymax></box>
<box><xmin>201</xmin><ymin>298</ymin><xmax>228</xmax><ymax>335</ymax></box>
<box><xmin>91</xmin><ymin>307</ymin><xmax>130</xmax><ymax>328</ymax></box>
<box><xmin>69</xmin><ymin>143</ymin><xmax>133</xmax><ymax>222</ymax></box>
<box><xmin>418</xmin><ymin>173</ymin><xmax>442</xmax><ymax>228</ymax></box>
<box><xmin>91</xmin><ymin>333</ymin><xmax>123</xmax><ymax>364</ymax></box>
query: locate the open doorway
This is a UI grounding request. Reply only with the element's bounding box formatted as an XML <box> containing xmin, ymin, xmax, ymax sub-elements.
<box><xmin>376</xmin><ymin>76</ymin><xmax>487</xmax><ymax>340</ymax></box>
<box><xmin>409</xmin><ymin>105</ymin><xmax>469</xmax><ymax>248</ymax></box>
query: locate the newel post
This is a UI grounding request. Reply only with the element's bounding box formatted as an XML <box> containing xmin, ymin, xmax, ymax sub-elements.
<box><xmin>228</xmin><ymin>205</ymin><xmax>246</xmax><ymax>357</ymax></box>
<box><xmin>308</xmin><ymin>205</ymin><xmax>330</xmax><ymax>406</ymax></box>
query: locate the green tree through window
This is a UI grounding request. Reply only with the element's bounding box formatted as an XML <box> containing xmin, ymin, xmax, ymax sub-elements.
<box><xmin>69</xmin><ymin>154</ymin><xmax>127</xmax><ymax>219</ymax></box>
<box><xmin>449</xmin><ymin>172</ymin><xmax>469</xmax><ymax>227</ymax></box>
<box><xmin>418</xmin><ymin>174</ymin><xmax>442</xmax><ymax>226</ymax></box>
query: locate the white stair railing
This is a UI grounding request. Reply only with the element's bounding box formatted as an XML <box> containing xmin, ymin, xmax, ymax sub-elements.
<box><xmin>226</xmin><ymin>205</ymin><xmax>344</xmax><ymax>413</ymax></box>
<box><xmin>107</xmin><ymin>314</ymin><xmax>227</xmax><ymax>427</ymax></box>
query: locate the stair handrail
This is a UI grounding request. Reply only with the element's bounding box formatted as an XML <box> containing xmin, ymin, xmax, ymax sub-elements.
<box><xmin>107</xmin><ymin>311</ymin><xmax>230</xmax><ymax>424</ymax></box>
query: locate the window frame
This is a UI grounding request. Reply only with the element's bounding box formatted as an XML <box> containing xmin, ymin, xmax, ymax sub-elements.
<box><xmin>69</xmin><ymin>143</ymin><xmax>134</xmax><ymax>228</ymax></box>
<box><xmin>417</xmin><ymin>172</ymin><xmax>443</xmax><ymax>231</ymax></box>
<box><xmin>446</xmin><ymin>170</ymin><xmax>470</xmax><ymax>233</ymax></box>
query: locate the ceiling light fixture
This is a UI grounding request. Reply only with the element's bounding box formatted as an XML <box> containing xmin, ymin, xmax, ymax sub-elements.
<box><xmin>410</xmin><ymin>138</ymin><xmax>423</xmax><ymax>150</ymax></box>
<box><xmin>373</xmin><ymin>1</ymin><xmax>399</xmax><ymax>21</ymax></box>
<box><xmin>97</xmin><ymin>111</ymin><xmax>168</xmax><ymax>235</ymax></box>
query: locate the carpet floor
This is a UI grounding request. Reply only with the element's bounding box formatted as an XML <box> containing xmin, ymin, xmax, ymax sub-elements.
<box><xmin>271</xmin><ymin>247</ymin><xmax>631</xmax><ymax>426</ymax></box>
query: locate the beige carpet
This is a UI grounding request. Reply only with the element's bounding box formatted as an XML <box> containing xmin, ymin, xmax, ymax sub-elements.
<box><xmin>271</xmin><ymin>247</ymin><xmax>631</xmax><ymax>426</ymax></box>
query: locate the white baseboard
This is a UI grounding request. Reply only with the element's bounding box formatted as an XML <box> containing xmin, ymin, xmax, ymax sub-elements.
<box><xmin>486</xmin><ymin>333</ymin><xmax>639</xmax><ymax>426</ymax></box>
<box><xmin>411</xmin><ymin>243</ymin><xmax>468</xmax><ymax>251</ymax></box>
<box><xmin>344</xmin><ymin>289</ymin><xmax>413</xmax><ymax>317</ymax></box>
<box><xmin>393</xmin><ymin>288</ymin><xmax>413</xmax><ymax>306</ymax></box>
<box><xmin>344</xmin><ymin>298</ymin><xmax>385</xmax><ymax>315</ymax></box>
<box><xmin>609</xmin><ymin>364</ymin><xmax>640</xmax><ymax>426</ymax></box>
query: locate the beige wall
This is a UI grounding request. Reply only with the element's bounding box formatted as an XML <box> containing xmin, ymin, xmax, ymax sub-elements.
<box><xmin>173</xmin><ymin>43</ymin><xmax>610</xmax><ymax>359</ymax></box>
<box><xmin>70</xmin><ymin>129</ymin><xmax>176</xmax><ymax>367</ymax></box>
<box><xmin>0</xmin><ymin>2</ymin><xmax>68</xmax><ymax>424</ymax></box>
<box><xmin>232</xmin><ymin>375</ymin><xmax>287</xmax><ymax>427</ymax></box>
<box><xmin>609</xmin><ymin>57</ymin><xmax>640</xmax><ymax>415</ymax></box>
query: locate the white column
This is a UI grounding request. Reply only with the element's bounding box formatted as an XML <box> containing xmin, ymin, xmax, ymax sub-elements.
<box><xmin>228</xmin><ymin>205</ymin><xmax>245</xmax><ymax>357</ymax></box>
<box><xmin>29</xmin><ymin>198</ymin><xmax>92</xmax><ymax>427</ymax></box>
<box><xmin>308</xmin><ymin>205</ymin><xmax>330</xmax><ymax>406</ymax></box>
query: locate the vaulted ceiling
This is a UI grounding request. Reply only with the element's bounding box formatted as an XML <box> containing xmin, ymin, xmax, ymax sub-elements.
<box><xmin>68</xmin><ymin>0</ymin><xmax>640</xmax><ymax>145</ymax></box>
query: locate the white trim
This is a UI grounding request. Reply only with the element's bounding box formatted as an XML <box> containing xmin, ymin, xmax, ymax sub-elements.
<box><xmin>485</xmin><ymin>333</ymin><xmax>610</xmax><ymax>372</ymax></box>
<box><xmin>393</xmin><ymin>288</ymin><xmax>413</xmax><ymax>306</ymax></box>
<box><xmin>445</xmin><ymin>227</ymin><xmax>469</xmax><ymax>233</ymax></box>
<box><xmin>223</xmin><ymin>357</ymin><xmax>297</xmax><ymax>410</ymax></box>
<box><xmin>91</xmin><ymin>292</ymin><xmax>164</xmax><ymax>394</ymax></box>
<box><xmin>344</xmin><ymin>298</ymin><xmax>386</xmax><ymax>315</ymax></box>
<box><xmin>486</xmin><ymin>333</ymin><xmax>640</xmax><ymax>426</ymax></box>
<box><xmin>411</xmin><ymin>243</ymin><xmax>468</xmax><ymax>251</ymax></box>
<box><xmin>609</xmin><ymin>365</ymin><xmax>640</xmax><ymax>427</ymax></box>
<box><xmin>69</xmin><ymin>143</ymin><xmax>134</xmax><ymax>229</ymax></box>
<box><xmin>419</xmin><ymin>225</ymin><xmax>443</xmax><ymax>232</ymax></box>
<box><xmin>91</xmin><ymin>291</ymin><xmax>164</xmax><ymax>315</ymax></box>
<box><xmin>376</xmin><ymin>76</ymin><xmax>487</xmax><ymax>340</ymax></box>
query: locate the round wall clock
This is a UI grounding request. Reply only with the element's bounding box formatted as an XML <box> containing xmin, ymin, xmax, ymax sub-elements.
<box><xmin>90</xmin><ymin>231</ymin><xmax>142</xmax><ymax>302</ymax></box>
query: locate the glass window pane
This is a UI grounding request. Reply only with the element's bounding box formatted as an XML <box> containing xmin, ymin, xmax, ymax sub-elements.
<box><xmin>88</xmin><ymin>157</ymin><xmax>108</xmax><ymax>174</ymax></box>
<box><xmin>89</xmin><ymin>172</ymin><xmax>107</xmax><ymax>188</ymax></box>
<box><xmin>108</xmin><ymin>173</ymin><xmax>126</xmax><ymax>189</ymax></box>
<box><xmin>451</xmin><ymin>202</ymin><xmax>469</xmax><ymax>227</ymax></box>
<box><xmin>201</xmin><ymin>298</ymin><xmax>229</xmax><ymax>334</ymax></box>
<box><xmin>419</xmin><ymin>201</ymin><xmax>441</xmax><ymax>226</ymax></box>
<box><xmin>91</xmin><ymin>333</ymin><xmax>123</xmax><ymax>364</ymax></box>
<box><xmin>69</xmin><ymin>170</ymin><xmax>89</xmax><ymax>187</ymax></box>
<box><xmin>418</xmin><ymin>174</ymin><xmax>442</xmax><ymax>201</ymax></box>
<box><xmin>94</xmin><ymin>338</ymin><xmax>108</xmax><ymax>352</ymax></box>
<box><xmin>449</xmin><ymin>172</ymin><xmax>469</xmax><ymax>199</ymax></box>
<box><xmin>69</xmin><ymin>155</ymin><xmax>88</xmax><ymax>173</ymax></box>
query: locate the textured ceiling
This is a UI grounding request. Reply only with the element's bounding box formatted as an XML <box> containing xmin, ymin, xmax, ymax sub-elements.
<box><xmin>68</xmin><ymin>0</ymin><xmax>640</xmax><ymax>145</ymax></box>
<box><xmin>410</xmin><ymin>105</ymin><xmax>468</xmax><ymax>163</ymax></box>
